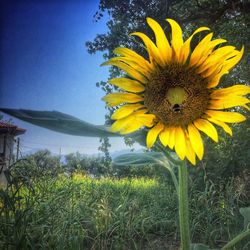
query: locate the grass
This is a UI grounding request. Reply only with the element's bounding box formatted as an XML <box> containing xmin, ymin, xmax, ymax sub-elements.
<box><xmin>0</xmin><ymin>170</ymin><xmax>249</xmax><ymax>249</ymax></box>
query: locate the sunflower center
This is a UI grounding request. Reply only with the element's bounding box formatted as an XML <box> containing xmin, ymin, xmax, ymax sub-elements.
<box><xmin>144</xmin><ymin>64</ymin><xmax>210</xmax><ymax>126</ymax></box>
<box><xmin>166</xmin><ymin>87</ymin><xmax>188</xmax><ymax>106</ymax></box>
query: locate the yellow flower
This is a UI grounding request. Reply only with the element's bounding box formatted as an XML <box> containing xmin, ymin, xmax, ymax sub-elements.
<box><xmin>102</xmin><ymin>18</ymin><xmax>250</xmax><ymax>165</ymax></box>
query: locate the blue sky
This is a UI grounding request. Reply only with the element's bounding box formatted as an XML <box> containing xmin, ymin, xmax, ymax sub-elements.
<box><xmin>0</xmin><ymin>0</ymin><xmax>134</xmax><ymax>155</ymax></box>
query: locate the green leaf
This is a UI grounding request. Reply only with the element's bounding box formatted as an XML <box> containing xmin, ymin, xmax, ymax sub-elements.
<box><xmin>0</xmin><ymin>108</ymin><xmax>119</xmax><ymax>137</ymax></box>
<box><xmin>240</xmin><ymin>207</ymin><xmax>250</xmax><ymax>230</ymax></box>
<box><xmin>113</xmin><ymin>151</ymin><xmax>179</xmax><ymax>192</ymax></box>
<box><xmin>113</xmin><ymin>152</ymin><xmax>169</xmax><ymax>167</ymax></box>
<box><xmin>0</xmin><ymin>108</ymin><xmax>150</xmax><ymax>146</ymax></box>
<box><xmin>221</xmin><ymin>229</ymin><xmax>250</xmax><ymax>250</ymax></box>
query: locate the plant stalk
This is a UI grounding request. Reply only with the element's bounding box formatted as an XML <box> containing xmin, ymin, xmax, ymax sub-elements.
<box><xmin>178</xmin><ymin>160</ymin><xmax>191</xmax><ymax>250</ymax></box>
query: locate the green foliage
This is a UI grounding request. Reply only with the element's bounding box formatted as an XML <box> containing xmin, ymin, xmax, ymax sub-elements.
<box><xmin>113</xmin><ymin>152</ymin><xmax>168</xmax><ymax>167</ymax></box>
<box><xmin>0</xmin><ymin>160</ymin><xmax>178</xmax><ymax>249</ymax></box>
<box><xmin>113</xmin><ymin>150</ymin><xmax>179</xmax><ymax>186</ymax></box>
<box><xmin>0</xmin><ymin>156</ymin><xmax>249</xmax><ymax>249</ymax></box>
<box><xmin>98</xmin><ymin>137</ymin><xmax>113</xmax><ymax>175</ymax></box>
<box><xmin>240</xmin><ymin>207</ymin><xmax>250</xmax><ymax>231</ymax></box>
<box><xmin>87</xmin><ymin>0</ymin><xmax>249</xmax><ymax>81</ymax></box>
<box><xmin>113</xmin><ymin>151</ymin><xmax>170</xmax><ymax>179</ymax></box>
<box><xmin>191</xmin><ymin>243</ymin><xmax>210</xmax><ymax>250</ymax></box>
<box><xmin>192</xmin><ymin>120</ymin><xmax>250</xmax><ymax>185</ymax></box>
<box><xmin>114</xmin><ymin>163</ymin><xmax>168</xmax><ymax>179</ymax></box>
<box><xmin>189</xmin><ymin>178</ymin><xmax>249</xmax><ymax>247</ymax></box>
<box><xmin>63</xmin><ymin>151</ymin><xmax>111</xmax><ymax>177</ymax></box>
<box><xmin>0</xmin><ymin>108</ymin><xmax>119</xmax><ymax>137</ymax></box>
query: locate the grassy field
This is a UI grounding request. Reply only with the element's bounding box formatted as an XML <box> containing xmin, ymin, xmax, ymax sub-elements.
<box><xmin>0</xmin><ymin>171</ymin><xmax>249</xmax><ymax>250</ymax></box>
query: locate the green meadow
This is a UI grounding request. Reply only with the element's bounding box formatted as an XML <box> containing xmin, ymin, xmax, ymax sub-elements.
<box><xmin>0</xmin><ymin>153</ymin><xmax>249</xmax><ymax>249</ymax></box>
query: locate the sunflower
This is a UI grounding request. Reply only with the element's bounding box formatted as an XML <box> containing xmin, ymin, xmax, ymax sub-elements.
<box><xmin>102</xmin><ymin>18</ymin><xmax>250</xmax><ymax>165</ymax></box>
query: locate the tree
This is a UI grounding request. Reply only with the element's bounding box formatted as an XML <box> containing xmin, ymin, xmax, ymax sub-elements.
<box><xmin>63</xmin><ymin>151</ymin><xmax>113</xmax><ymax>177</ymax></box>
<box><xmin>21</xmin><ymin>149</ymin><xmax>61</xmax><ymax>178</ymax></box>
<box><xmin>98</xmin><ymin>136</ymin><xmax>113</xmax><ymax>175</ymax></box>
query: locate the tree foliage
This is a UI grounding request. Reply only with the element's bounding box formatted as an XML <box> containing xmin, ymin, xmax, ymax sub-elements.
<box><xmin>98</xmin><ymin>137</ymin><xmax>113</xmax><ymax>175</ymax></box>
<box><xmin>87</xmin><ymin>0</ymin><xmax>249</xmax><ymax>56</ymax></box>
<box><xmin>13</xmin><ymin>149</ymin><xmax>61</xmax><ymax>179</ymax></box>
<box><xmin>63</xmin><ymin>151</ymin><xmax>114</xmax><ymax>177</ymax></box>
<box><xmin>86</xmin><ymin>0</ymin><xmax>249</xmax><ymax>93</ymax></box>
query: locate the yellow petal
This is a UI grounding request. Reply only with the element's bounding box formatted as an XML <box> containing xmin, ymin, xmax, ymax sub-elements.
<box><xmin>189</xmin><ymin>33</ymin><xmax>213</xmax><ymax>67</ymax></box>
<box><xmin>201</xmin><ymin>64</ymin><xmax>223</xmax><ymax>79</ymax></box>
<box><xmin>111</xmin><ymin>109</ymin><xmax>149</xmax><ymax>133</ymax></box>
<box><xmin>208</xmin><ymin>96</ymin><xmax>249</xmax><ymax>110</ymax></box>
<box><xmin>209</xmin><ymin>45</ymin><xmax>236</xmax><ymax>58</ymax></box>
<box><xmin>120</xmin><ymin>121</ymin><xmax>144</xmax><ymax>134</ymax></box>
<box><xmin>101</xmin><ymin>60</ymin><xmax>148</xmax><ymax>84</ymax></box>
<box><xmin>166</xmin><ymin>18</ymin><xmax>183</xmax><ymax>62</ymax></box>
<box><xmin>114</xmin><ymin>47</ymin><xmax>153</xmax><ymax>71</ymax></box>
<box><xmin>199</xmin><ymin>47</ymin><xmax>237</xmax><ymax>75</ymax></box>
<box><xmin>135</xmin><ymin>114</ymin><xmax>156</xmax><ymax>127</ymax></box>
<box><xmin>111</xmin><ymin>116</ymin><xmax>133</xmax><ymax>132</ymax></box>
<box><xmin>205</xmin><ymin>38</ymin><xmax>227</xmax><ymax>52</ymax></box>
<box><xmin>222</xmin><ymin>46</ymin><xmax>244</xmax><ymax>72</ymax></box>
<box><xmin>146</xmin><ymin>18</ymin><xmax>172</xmax><ymax>64</ymax></box>
<box><xmin>223</xmin><ymin>49</ymin><xmax>240</xmax><ymax>60</ymax></box>
<box><xmin>185</xmin><ymin>136</ymin><xmax>196</xmax><ymax>165</ymax></box>
<box><xmin>111</xmin><ymin>104</ymin><xmax>145</xmax><ymax>120</ymax></box>
<box><xmin>194</xmin><ymin>118</ymin><xmax>218</xmax><ymax>142</ymax></box>
<box><xmin>197</xmin><ymin>47</ymin><xmax>234</xmax><ymax>74</ymax></box>
<box><xmin>243</xmin><ymin>104</ymin><xmax>250</xmax><ymax>111</ymax></box>
<box><xmin>210</xmin><ymin>85</ymin><xmax>250</xmax><ymax>98</ymax></box>
<box><xmin>146</xmin><ymin>122</ymin><xmax>164</xmax><ymax>148</ymax></box>
<box><xmin>187</xmin><ymin>123</ymin><xmax>204</xmax><ymax>160</ymax></box>
<box><xmin>207</xmin><ymin>70</ymin><xmax>227</xmax><ymax>88</ymax></box>
<box><xmin>200</xmin><ymin>50</ymin><xmax>240</xmax><ymax>78</ymax></box>
<box><xmin>102</xmin><ymin>93</ymin><xmax>144</xmax><ymax>107</ymax></box>
<box><xmin>131</xmin><ymin>32</ymin><xmax>164</xmax><ymax>66</ymax></box>
<box><xmin>180</xmin><ymin>26</ymin><xmax>210</xmax><ymax>64</ymax></box>
<box><xmin>207</xmin><ymin>117</ymin><xmax>232</xmax><ymax>136</ymax></box>
<box><xmin>205</xmin><ymin>110</ymin><xmax>246</xmax><ymax>123</ymax></box>
<box><xmin>174</xmin><ymin>126</ymin><xmax>186</xmax><ymax>160</ymax></box>
<box><xmin>159</xmin><ymin>127</ymin><xmax>170</xmax><ymax>147</ymax></box>
<box><xmin>105</xmin><ymin>57</ymin><xmax>150</xmax><ymax>77</ymax></box>
<box><xmin>108</xmin><ymin>78</ymin><xmax>145</xmax><ymax>92</ymax></box>
<box><xmin>195</xmin><ymin>38</ymin><xmax>227</xmax><ymax>69</ymax></box>
<box><xmin>168</xmin><ymin>127</ymin><xmax>176</xmax><ymax>150</ymax></box>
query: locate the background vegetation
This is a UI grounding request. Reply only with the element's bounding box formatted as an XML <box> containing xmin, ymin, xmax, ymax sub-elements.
<box><xmin>0</xmin><ymin>145</ymin><xmax>249</xmax><ymax>249</ymax></box>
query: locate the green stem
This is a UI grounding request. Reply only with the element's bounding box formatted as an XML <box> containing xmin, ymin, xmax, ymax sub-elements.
<box><xmin>156</xmin><ymin>142</ymin><xmax>181</xmax><ymax>166</ymax></box>
<box><xmin>162</xmin><ymin>163</ymin><xmax>179</xmax><ymax>193</ymax></box>
<box><xmin>221</xmin><ymin>229</ymin><xmax>250</xmax><ymax>250</ymax></box>
<box><xmin>178</xmin><ymin>160</ymin><xmax>191</xmax><ymax>250</ymax></box>
<box><xmin>156</xmin><ymin>143</ymin><xmax>179</xmax><ymax>192</ymax></box>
